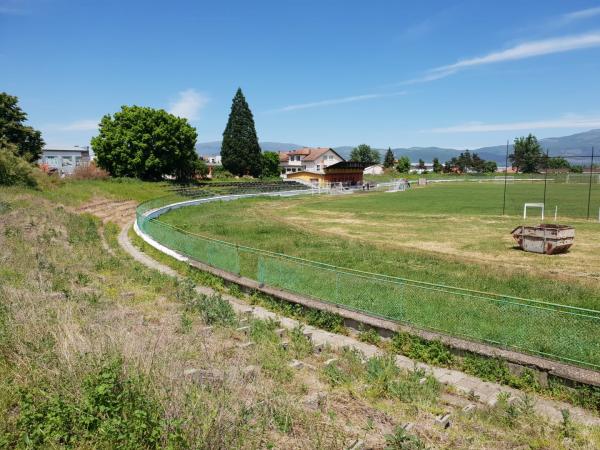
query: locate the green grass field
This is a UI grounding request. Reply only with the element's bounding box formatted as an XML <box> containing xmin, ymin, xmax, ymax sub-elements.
<box><xmin>150</xmin><ymin>182</ymin><xmax>600</xmax><ymax>368</ymax></box>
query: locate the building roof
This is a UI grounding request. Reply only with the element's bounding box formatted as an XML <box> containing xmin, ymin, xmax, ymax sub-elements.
<box><xmin>43</xmin><ymin>145</ymin><xmax>90</xmax><ymax>152</ymax></box>
<box><xmin>279</xmin><ymin>147</ymin><xmax>342</xmax><ymax>163</ymax></box>
<box><xmin>324</xmin><ymin>161</ymin><xmax>368</xmax><ymax>171</ymax></box>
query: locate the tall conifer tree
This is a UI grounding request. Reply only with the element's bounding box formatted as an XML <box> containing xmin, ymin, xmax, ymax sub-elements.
<box><xmin>221</xmin><ymin>88</ymin><xmax>262</xmax><ymax>176</ymax></box>
<box><xmin>383</xmin><ymin>147</ymin><xmax>395</xmax><ymax>168</ymax></box>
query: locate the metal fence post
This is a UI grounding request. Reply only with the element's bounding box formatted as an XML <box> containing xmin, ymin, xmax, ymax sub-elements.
<box><xmin>335</xmin><ymin>271</ymin><xmax>340</xmax><ymax>305</ymax></box>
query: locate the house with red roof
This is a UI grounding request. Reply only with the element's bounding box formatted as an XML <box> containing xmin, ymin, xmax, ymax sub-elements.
<box><xmin>278</xmin><ymin>147</ymin><xmax>344</xmax><ymax>175</ymax></box>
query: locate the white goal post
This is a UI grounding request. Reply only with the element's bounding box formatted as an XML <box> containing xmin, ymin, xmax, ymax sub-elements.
<box><xmin>523</xmin><ymin>203</ymin><xmax>544</xmax><ymax>220</ymax></box>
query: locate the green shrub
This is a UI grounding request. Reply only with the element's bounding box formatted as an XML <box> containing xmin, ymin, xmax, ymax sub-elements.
<box><xmin>391</xmin><ymin>332</ymin><xmax>453</xmax><ymax>366</ymax></box>
<box><xmin>322</xmin><ymin>362</ymin><xmax>351</xmax><ymax>387</ymax></box>
<box><xmin>288</xmin><ymin>326</ymin><xmax>313</xmax><ymax>359</ymax></box>
<box><xmin>190</xmin><ymin>293</ymin><xmax>235</xmax><ymax>326</ymax></box>
<box><xmin>249</xmin><ymin>292</ymin><xmax>346</xmax><ymax>334</ymax></box>
<box><xmin>384</xmin><ymin>426</ymin><xmax>426</xmax><ymax>449</ymax></box>
<box><xmin>462</xmin><ymin>356</ymin><xmax>510</xmax><ymax>382</ymax></box>
<box><xmin>14</xmin><ymin>358</ymin><xmax>184</xmax><ymax>448</ymax></box>
<box><xmin>0</xmin><ymin>149</ymin><xmax>37</xmax><ymax>187</ymax></box>
<box><xmin>462</xmin><ymin>356</ymin><xmax>540</xmax><ymax>392</ymax></box>
<box><xmin>250</xmin><ymin>318</ymin><xmax>279</xmax><ymax>343</ymax></box>
<box><xmin>177</xmin><ymin>279</ymin><xmax>236</xmax><ymax>326</ymax></box>
<box><xmin>365</xmin><ymin>355</ymin><xmax>400</xmax><ymax>398</ymax></box>
<box><xmin>358</xmin><ymin>326</ymin><xmax>381</xmax><ymax>345</ymax></box>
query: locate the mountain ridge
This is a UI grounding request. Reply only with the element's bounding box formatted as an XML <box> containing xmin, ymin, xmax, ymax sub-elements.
<box><xmin>197</xmin><ymin>129</ymin><xmax>600</xmax><ymax>163</ymax></box>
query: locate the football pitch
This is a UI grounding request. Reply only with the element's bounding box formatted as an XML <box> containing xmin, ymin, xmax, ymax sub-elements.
<box><xmin>150</xmin><ymin>182</ymin><xmax>600</xmax><ymax>367</ymax></box>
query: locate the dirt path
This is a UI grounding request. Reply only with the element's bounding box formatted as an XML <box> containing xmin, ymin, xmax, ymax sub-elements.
<box><xmin>76</xmin><ymin>198</ymin><xmax>138</xmax><ymax>227</ymax></box>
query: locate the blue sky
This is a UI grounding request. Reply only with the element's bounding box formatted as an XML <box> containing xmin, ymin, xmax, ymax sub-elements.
<box><xmin>2</xmin><ymin>0</ymin><xmax>600</xmax><ymax>149</ymax></box>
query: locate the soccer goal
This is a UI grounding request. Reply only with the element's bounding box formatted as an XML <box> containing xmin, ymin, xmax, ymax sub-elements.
<box><xmin>523</xmin><ymin>203</ymin><xmax>544</xmax><ymax>220</ymax></box>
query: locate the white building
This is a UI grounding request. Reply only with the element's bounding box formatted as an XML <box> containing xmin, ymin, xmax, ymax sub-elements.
<box><xmin>201</xmin><ymin>155</ymin><xmax>222</xmax><ymax>166</ymax></box>
<box><xmin>364</xmin><ymin>164</ymin><xmax>384</xmax><ymax>175</ymax></box>
<box><xmin>278</xmin><ymin>147</ymin><xmax>344</xmax><ymax>175</ymax></box>
<box><xmin>39</xmin><ymin>146</ymin><xmax>91</xmax><ymax>175</ymax></box>
<box><xmin>409</xmin><ymin>162</ymin><xmax>434</xmax><ymax>174</ymax></box>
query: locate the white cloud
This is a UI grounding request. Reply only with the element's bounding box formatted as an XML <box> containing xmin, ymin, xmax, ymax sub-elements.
<box><xmin>397</xmin><ymin>69</ymin><xmax>458</xmax><ymax>85</ymax></box>
<box><xmin>424</xmin><ymin>114</ymin><xmax>600</xmax><ymax>133</ymax></box>
<box><xmin>400</xmin><ymin>31</ymin><xmax>600</xmax><ymax>85</ymax></box>
<box><xmin>168</xmin><ymin>89</ymin><xmax>208</xmax><ymax>121</ymax></box>
<box><xmin>563</xmin><ymin>7</ymin><xmax>600</xmax><ymax>22</ymax></box>
<box><xmin>272</xmin><ymin>91</ymin><xmax>406</xmax><ymax>112</ymax></box>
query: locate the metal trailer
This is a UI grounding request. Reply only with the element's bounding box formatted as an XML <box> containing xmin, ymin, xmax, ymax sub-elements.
<box><xmin>511</xmin><ymin>224</ymin><xmax>575</xmax><ymax>255</ymax></box>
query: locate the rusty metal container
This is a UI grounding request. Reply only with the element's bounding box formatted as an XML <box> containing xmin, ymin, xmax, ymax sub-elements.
<box><xmin>511</xmin><ymin>224</ymin><xmax>574</xmax><ymax>255</ymax></box>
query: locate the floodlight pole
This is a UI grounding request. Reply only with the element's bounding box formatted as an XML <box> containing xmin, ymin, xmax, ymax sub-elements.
<box><xmin>502</xmin><ymin>140</ymin><xmax>509</xmax><ymax>215</ymax></box>
<box><xmin>542</xmin><ymin>149</ymin><xmax>549</xmax><ymax>221</ymax></box>
<box><xmin>587</xmin><ymin>146</ymin><xmax>595</xmax><ymax>220</ymax></box>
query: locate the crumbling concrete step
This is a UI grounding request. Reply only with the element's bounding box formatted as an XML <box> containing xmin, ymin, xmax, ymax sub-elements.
<box><xmin>120</xmin><ymin>223</ymin><xmax>600</xmax><ymax>427</ymax></box>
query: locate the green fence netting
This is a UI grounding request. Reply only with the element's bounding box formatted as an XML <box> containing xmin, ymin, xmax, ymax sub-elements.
<box><xmin>136</xmin><ymin>195</ymin><xmax>600</xmax><ymax>370</ymax></box>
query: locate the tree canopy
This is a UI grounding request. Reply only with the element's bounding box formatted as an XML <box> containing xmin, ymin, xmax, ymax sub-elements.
<box><xmin>432</xmin><ymin>158</ymin><xmax>443</xmax><ymax>173</ymax></box>
<box><xmin>221</xmin><ymin>88</ymin><xmax>262</xmax><ymax>177</ymax></box>
<box><xmin>509</xmin><ymin>134</ymin><xmax>544</xmax><ymax>173</ymax></box>
<box><xmin>261</xmin><ymin>151</ymin><xmax>280</xmax><ymax>178</ymax></box>
<box><xmin>0</xmin><ymin>92</ymin><xmax>45</xmax><ymax>162</ymax></box>
<box><xmin>395</xmin><ymin>155</ymin><xmax>411</xmax><ymax>173</ymax></box>
<box><xmin>350</xmin><ymin>144</ymin><xmax>380</xmax><ymax>165</ymax></box>
<box><xmin>383</xmin><ymin>148</ymin><xmax>395</xmax><ymax>168</ymax></box>
<box><xmin>91</xmin><ymin>105</ymin><xmax>199</xmax><ymax>181</ymax></box>
<box><xmin>444</xmin><ymin>150</ymin><xmax>496</xmax><ymax>173</ymax></box>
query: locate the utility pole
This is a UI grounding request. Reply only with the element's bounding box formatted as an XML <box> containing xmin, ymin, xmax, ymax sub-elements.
<box><xmin>502</xmin><ymin>140</ymin><xmax>509</xmax><ymax>215</ymax></box>
<box><xmin>542</xmin><ymin>149</ymin><xmax>549</xmax><ymax>219</ymax></box>
<box><xmin>587</xmin><ymin>146</ymin><xmax>595</xmax><ymax>220</ymax></box>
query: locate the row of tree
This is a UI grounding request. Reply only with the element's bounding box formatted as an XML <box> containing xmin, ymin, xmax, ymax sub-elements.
<box><xmin>509</xmin><ymin>134</ymin><xmax>580</xmax><ymax>173</ymax></box>
<box><xmin>92</xmin><ymin>88</ymin><xmax>278</xmax><ymax>180</ymax></box>
<box><xmin>349</xmin><ymin>134</ymin><xmax>584</xmax><ymax>174</ymax></box>
<box><xmin>1</xmin><ymin>89</ymin><xmax>584</xmax><ymax>184</ymax></box>
<box><xmin>348</xmin><ymin>142</ymin><xmax>498</xmax><ymax>174</ymax></box>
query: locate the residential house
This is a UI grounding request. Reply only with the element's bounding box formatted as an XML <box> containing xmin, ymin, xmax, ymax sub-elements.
<box><xmin>286</xmin><ymin>161</ymin><xmax>366</xmax><ymax>186</ymax></box>
<box><xmin>364</xmin><ymin>164</ymin><xmax>384</xmax><ymax>175</ymax></box>
<box><xmin>278</xmin><ymin>147</ymin><xmax>344</xmax><ymax>175</ymax></box>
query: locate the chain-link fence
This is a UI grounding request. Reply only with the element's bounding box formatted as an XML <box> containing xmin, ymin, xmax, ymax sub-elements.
<box><xmin>137</xmin><ymin>194</ymin><xmax>600</xmax><ymax>370</ymax></box>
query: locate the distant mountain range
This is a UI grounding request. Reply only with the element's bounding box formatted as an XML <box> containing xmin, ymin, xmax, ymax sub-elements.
<box><xmin>197</xmin><ymin>141</ymin><xmax>301</xmax><ymax>155</ymax></box>
<box><xmin>197</xmin><ymin>129</ymin><xmax>600</xmax><ymax>163</ymax></box>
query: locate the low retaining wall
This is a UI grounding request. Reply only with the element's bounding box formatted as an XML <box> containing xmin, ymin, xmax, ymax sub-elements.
<box><xmin>135</xmin><ymin>192</ymin><xmax>600</xmax><ymax>388</ymax></box>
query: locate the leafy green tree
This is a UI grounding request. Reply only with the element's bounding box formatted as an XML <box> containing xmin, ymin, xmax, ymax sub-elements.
<box><xmin>261</xmin><ymin>151</ymin><xmax>280</xmax><ymax>178</ymax></box>
<box><xmin>221</xmin><ymin>88</ymin><xmax>262</xmax><ymax>177</ymax></box>
<box><xmin>417</xmin><ymin>158</ymin><xmax>426</xmax><ymax>170</ymax></box>
<box><xmin>546</xmin><ymin>156</ymin><xmax>571</xmax><ymax>170</ymax></box>
<box><xmin>350</xmin><ymin>144</ymin><xmax>380</xmax><ymax>165</ymax></box>
<box><xmin>510</xmin><ymin>134</ymin><xmax>543</xmax><ymax>173</ymax></box>
<box><xmin>0</xmin><ymin>141</ymin><xmax>38</xmax><ymax>187</ymax></box>
<box><xmin>444</xmin><ymin>150</ymin><xmax>494</xmax><ymax>174</ymax></box>
<box><xmin>482</xmin><ymin>160</ymin><xmax>498</xmax><ymax>173</ymax></box>
<box><xmin>383</xmin><ymin>147</ymin><xmax>395</xmax><ymax>168</ymax></box>
<box><xmin>395</xmin><ymin>155</ymin><xmax>411</xmax><ymax>173</ymax></box>
<box><xmin>432</xmin><ymin>157</ymin><xmax>443</xmax><ymax>173</ymax></box>
<box><xmin>0</xmin><ymin>92</ymin><xmax>45</xmax><ymax>162</ymax></box>
<box><xmin>91</xmin><ymin>106</ymin><xmax>199</xmax><ymax>181</ymax></box>
<box><xmin>193</xmin><ymin>158</ymin><xmax>209</xmax><ymax>178</ymax></box>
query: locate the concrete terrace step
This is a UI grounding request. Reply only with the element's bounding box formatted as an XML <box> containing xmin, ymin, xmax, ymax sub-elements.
<box><xmin>119</xmin><ymin>222</ymin><xmax>600</xmax><ymax>427</ymax></box>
